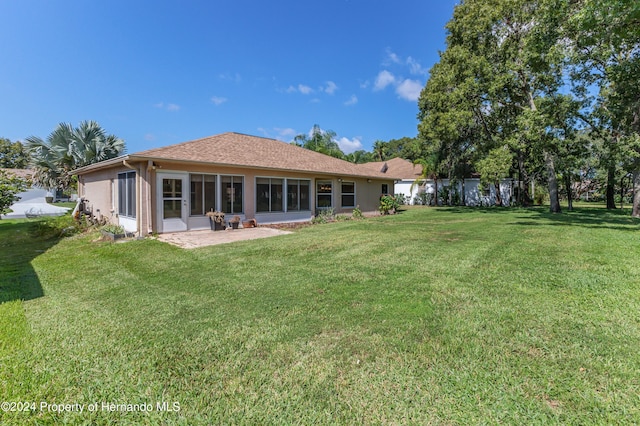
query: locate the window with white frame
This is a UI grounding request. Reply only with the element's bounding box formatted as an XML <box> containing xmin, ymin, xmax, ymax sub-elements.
<box><xmin>341</xmin><ymin>181</ymin><xmax>355</xmax><ymax>207</ymax></box>
<box><xmin>317</xmin><ymin>181</ymin><xmax>332</xmax><ymax>209</ymax></box>
<box><xmin>118</xmin><ymin>171</ymin><xmax>136</xmax><ymax>218</ymax></box>
<box><xmin>287</xmin><ymin>179</ymin><xmax>310</xmax><ymax>211</ymax></box>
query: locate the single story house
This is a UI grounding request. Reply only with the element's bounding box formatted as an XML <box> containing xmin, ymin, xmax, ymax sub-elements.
<box><xmin>361</xmin><ymin>157</ymin><xmax>516</xmax><ymax>206</ymax></box>
<box><xmin>74</xmin><ymin>132</ymin><xmax>400</xmax><ymax>235</ymax></box>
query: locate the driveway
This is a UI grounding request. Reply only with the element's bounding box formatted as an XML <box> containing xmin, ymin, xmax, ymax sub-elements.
<box><xmin>157</xmin><ymin>227</ymin><xmax>292</xmax><ymax>249</ymax></box>
<box><xmin>2</xmin><ymin>188</ymin><xmax>71</xmax><ymax>219</ymax></box>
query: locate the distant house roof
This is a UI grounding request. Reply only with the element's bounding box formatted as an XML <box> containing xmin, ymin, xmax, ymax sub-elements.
<box><xmin>74</xmin><ymin>132</ymin><xmax>407</xmax><ymax>179</ymax></box>
<box><xmin>357</xmin><ymin>157</ymin><xmax>423</xmax><ymax>180</ymax></box>
<box><xmin>0</xmin><ymin>168</ymin><xmax>32</xmax><ymax>179</ymax></box>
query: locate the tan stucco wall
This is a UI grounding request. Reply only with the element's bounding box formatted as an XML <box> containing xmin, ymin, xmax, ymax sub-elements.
<box><xmin>78</xmin><ymin>167</ymin><xmax>119</xmax><ymax>224</ymax></box>
<box><xmin>78</xmin><ymin>163</ymin><xmax>151</xmax><ymax>234</ymax></box>
<box><xmin>79</xmin><ymin>159</ymin><xmax>395</xmax><ymax>234</ymax></box>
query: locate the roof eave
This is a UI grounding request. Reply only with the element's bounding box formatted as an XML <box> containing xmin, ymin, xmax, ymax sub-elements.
<box><xmin>120</xmin><ymin>155</ymin><xmax>399</xmax><ymax>180</ymax></box>
<box><xmin>72</xmin><ymin>155</ymin><xmax>132</xmax><ymax>175</ymax></box>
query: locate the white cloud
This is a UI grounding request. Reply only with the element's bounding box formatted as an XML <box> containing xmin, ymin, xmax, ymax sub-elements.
<box><xmin>344</xmin><ymin>95</ymin><xmax>358</xmax><ymax>106</ymax></box>
<box><xmin>211</xmin><ymin>96</ymin><xmax>228</xmax><ymax>106</ymax></box>
<box><xmin>144</xmin><ymin>133</ymin><xmax>156</xmax><ymax>141</ymax></box>
<box><xmin>407</xmin><ymin>56</ymin><xmax>428</xmax><ymax>75</ymax></box>
<box><xmin>218</xmin><ymin>72</ymin><xmax>242</xmax><ymax>82</ymax></box>
<box><xmin>275</xmin><ymin>127</ymin><xmax>297</xmax><ymax>139</ymax></box>
<box><xmin>258</xmin><ymin>127</ymin><xmax>299</xmax><ymax>141</ymax></box>
<box><xmin>337</xmin><ymin>136</ymin><xmax>363</xmax><ymax>154</ymax></box>
<box><xmin>154</xmin><ymin>102</ymin><xmax>180</xmax><ymax>112</ymax></box>
<box><xmin>298</xmin><ymin>84</ymin><xmax>314</xmax><ymax>95</ymax></box>
<box><xmin>285</xmin><ymin>84</ymin><xmax>315</xmax><ymax>95</ymax></box>
<box><xmin>374</xmin><ymin>70</ymin><xmax>396</xmax><ymax>91</ymax></box>
<box><xmin>324</xmin><ymin>81</ymin><xmax>338</xmax><ymax>95</ymax></box>
<box><xmin>396</xmin><ymin>79</ymin><xmax>423</xmax><ymax>101</ymax></box>
<box><xmin>385</xmin><ymin>48</ymin><xmax>401</xmax><ymax>64</ymax></box>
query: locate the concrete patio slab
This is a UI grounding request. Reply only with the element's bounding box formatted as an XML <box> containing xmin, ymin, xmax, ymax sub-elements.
<box><xmin>157</xmin><ymin>227</ymin><xmax>292</xmax><ymax>249</ymax></box>
<box><xmin>2</xmin><ymin>188</ymin><xmax>71</xmax><ymax>219</ymax></box>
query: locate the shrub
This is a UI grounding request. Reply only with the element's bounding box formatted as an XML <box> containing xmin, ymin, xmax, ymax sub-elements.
<box><xmin>101</xmin><ymin>224</ymin><xmax>125</xmax><ymax>235</ymax></box>
<box><xmin>352</xmin><ymin>206</ymin><xmax>364</xmax><ymax>220</ymax></box>
<box><xmin>413</xmin><ymin>193</ymin><xmax>432</xmax><ymax>206</ymax></box>
<box><xmin>379</xmin><ymin>195</ymin><xmax>399</xmax><ymax>215</ymax></box>
<box><xmin>534</xmin><ymin>186</ymin><xmax>548</xmax><ymax>205</ymax></box>
<box><xmin>312</xmin><ymin>208</ymin><xmax>335</xmax><ymax>224</ymax></box>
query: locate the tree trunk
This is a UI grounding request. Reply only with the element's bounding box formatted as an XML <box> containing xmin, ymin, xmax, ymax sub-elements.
<box><xmin>632</xmin><ymin>170</ymin><xmax>640</xmax><ymax>218</ymax></box>
<box><xmin>565</xmin><ymin>173</ymin><xmax>573</xmax><ymax>212</ymax></box>
<box><xmin>544</xmin><ymin>150</ymin><xmax>562</xmax><ymax>213</ymax></box>
<box><xmin>606</xmin><ymin>164</ymin><xmax>616</xmax><ymax>209</ymax></box>
<box><xmin>462</xmin><ymin>178</ymin><xmax>466</xmax><ymax>206</ymax></box>
<box><xmin>517</xmin><ymin>151</ymin><xmax>532</xmax><ymax>206</ymax></box>
<box><xmin>494</xmin><ymin>182</ymin><xmax>503</xmax><ymax>207</ymax></box>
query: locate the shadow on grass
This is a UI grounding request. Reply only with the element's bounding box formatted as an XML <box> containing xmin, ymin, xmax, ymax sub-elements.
<box><xmin>436</xmin><ymin>205</ymin><xmax>639</xmax><ymax>231</ymax></box>
<box><xmin>0</xmin><ymin>219</ymin><xmax>67</xmax><ymax>303</ymax></box>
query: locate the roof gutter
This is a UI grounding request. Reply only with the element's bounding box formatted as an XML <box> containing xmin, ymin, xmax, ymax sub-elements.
<box><xmin>128</xmin><ymin>155</ymin><xmax>402</xmax><ymax>180</ymax></box>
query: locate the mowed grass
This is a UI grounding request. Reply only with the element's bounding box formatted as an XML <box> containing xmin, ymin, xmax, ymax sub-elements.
<box><xmin>1</xmin><ymin>206</ymin><xmax>640</xmax><ymax>424</ymax></box>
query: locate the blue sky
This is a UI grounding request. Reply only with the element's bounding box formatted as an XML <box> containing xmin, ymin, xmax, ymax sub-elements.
<box><xmin>0</xmin><ymin>0</ymin><xmax>458</xmax><ymax>155</ymax></box>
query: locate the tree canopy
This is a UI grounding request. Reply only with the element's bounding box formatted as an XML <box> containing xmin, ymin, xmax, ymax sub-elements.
<box><xmin>26</xmin><ymin>121</ymin><xmax>125</xmax><ymax>191</ymax></box>
<box><xmin>417</xmin><ymin>0</ymin><xmax>640</xmax><ymax>215</ymax></box>
<box><xmin>0</xmin><ymin>170</ymin><xmax>30</xmax><ymax>217</ymax></box>
<box><xmin>293</xmin><ymin>125</ymin><xmax>346</xmax><ymax>160</ymax></box>
<box><xmin>0</xmin><ymin>138</ymin><xmax>29</xmax><ymax>169</ymax></box>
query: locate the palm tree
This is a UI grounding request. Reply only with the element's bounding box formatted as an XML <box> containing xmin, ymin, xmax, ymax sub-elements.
<box><xmin>410</xmin><ymin>156</ymin><xmax>439</xmax><ymax>206</ymax></box>
<box><xmin>27</xmin><ymin>121</ymin><xmax>125</xmax><ymax>191</ymax></box>
<box><xmin>372</xmin><ymin>140</ymin><xmax>387</xmax><ymax>161</ymax></box>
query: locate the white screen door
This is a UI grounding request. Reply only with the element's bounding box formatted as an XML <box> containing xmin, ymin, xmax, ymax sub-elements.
<box><xmin>157</xmin><ymin>173</ymin><xmax>188</xmax><ymax>232</ymax></box>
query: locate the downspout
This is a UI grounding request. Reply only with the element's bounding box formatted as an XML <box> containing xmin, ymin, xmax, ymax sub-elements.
<box><xmin>122</xmin><ymin>160</ymin><xmax>142</xmax><ymax>236</ymax></box>
<box><xmin>146</xmin><ymin>160</ymin><xmax>154</xmax><ymax>235</ymax></box>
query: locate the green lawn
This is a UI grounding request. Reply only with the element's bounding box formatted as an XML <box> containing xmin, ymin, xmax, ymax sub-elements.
<box><xmin>1</xmin><ymin>206</ymin><xmax>639</xmax><ymax>424</ymax></box>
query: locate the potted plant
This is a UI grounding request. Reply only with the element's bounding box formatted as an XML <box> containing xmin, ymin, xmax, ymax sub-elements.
<box><xmin>206</xmin><ymin>210</ymin><xmax>225</xmax><ymax>231</ymax></box>
<box><xmin>242</xmin><ymin>218</ymin><xmax>257</xmax><ymax>228</ymax></box>
<box><xmin>229</xmin><ymin>215</ymin><xmax>241</xmax><ymax>229</ymax></box>
<box><xmin>101</xmin><ymin>224</ymin><xmax>127</xmax><ymax>241</ymax></box>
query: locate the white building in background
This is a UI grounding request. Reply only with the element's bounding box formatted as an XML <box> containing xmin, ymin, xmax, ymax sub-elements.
<box><xmin>360</xmin><ymin>158</ymin><xmax>516</xmax><ymax>206</ymax></box>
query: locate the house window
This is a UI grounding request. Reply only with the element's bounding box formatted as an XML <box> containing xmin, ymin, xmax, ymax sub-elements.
<box><xmin>118</xmin><ymin>171</ymin><xmax>136</xmax><ymax>218</ymax></box>
<box><xmin>190</xmin><ymin>174</ymin><xmax>216</xmax><ymax>216</ymax></box>
<box><xmin>222</xmin><ymin>175</ymin><xmax>243</xmax><ymax>214</ymax></box>
<box><xmin>256</xmin><ymin>178</ymin><xmax>283</xmax><ymax>212</ymax></box>
<box><xmin>287</xmin><ymin>179</ymin><xmax>310</xmax><ymax>211</ymax></box>
<box><xmin>381</xmin><ymin>183</ymin><xmax>389</xmax><ymax>195</ymax></box>
<box><xmin>341</xmin><ymin>181</ymin><xmax>355</xmax><ymax>207</ymax></box>
<box><xmin>317</xmin><ymin>181</ymin><xmax>332</xmax><ymax>209</ymax></box>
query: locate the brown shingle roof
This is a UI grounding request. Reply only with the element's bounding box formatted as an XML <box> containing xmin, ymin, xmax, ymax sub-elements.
<box><xmin>358</xmin><ymin>157</ymin><xmax>423</xmax><ymax>179</ymax></box>
<box><xmin>0</xmin><ymin>168</ymin><xmax>33</xmax><ymax>179</ymax></box>
<box><xmin>130</xmin><ymin>132</ymin><xmax>404</xmax><ymax>179</ymax></box>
